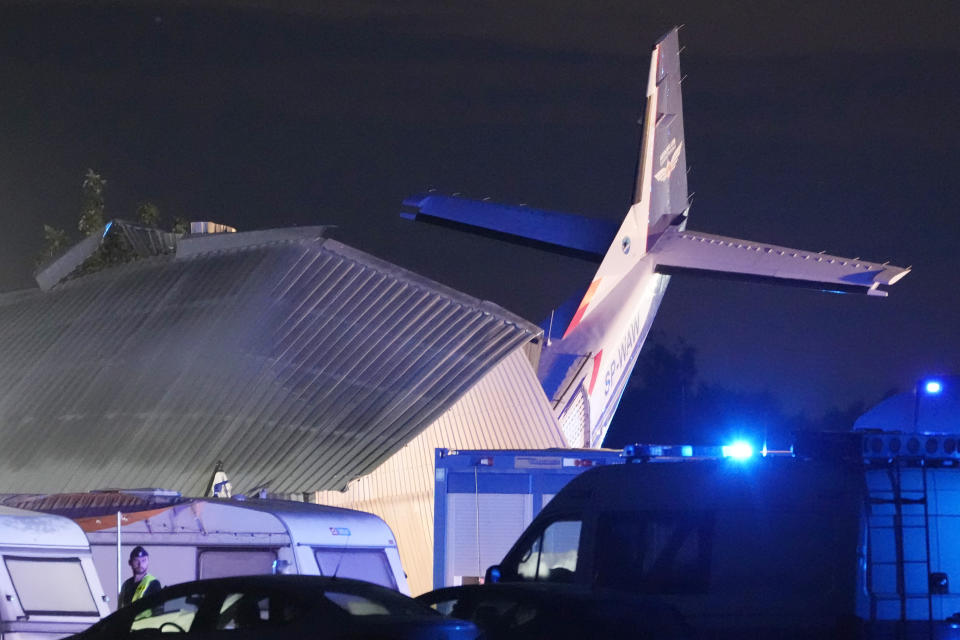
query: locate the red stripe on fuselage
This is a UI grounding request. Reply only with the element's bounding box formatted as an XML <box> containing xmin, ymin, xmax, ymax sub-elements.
<box><xmin>587</xmin><ymin>349</ymin><xmax>603</xmax><ymax>396</ymax></box>
<box><xmin>562</xmin><ymin>278</ymin><xmax>601</xmax><ymax>339</ymax></box>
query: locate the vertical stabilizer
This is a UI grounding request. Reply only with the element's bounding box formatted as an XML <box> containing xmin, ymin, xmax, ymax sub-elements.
<box><xmin>537</xmin><ymin>28</ymin><xmax>689</xmax><ymax>447</ymax></box>
<box><xmin>641</xmin><ymin>29</ymin><xmax>688</xmax><ymax>240</ymax></box>
<box><xmin>562</xmin><ymin>28</ymin><xmax>687</xmax><ymax>338</ymax></box>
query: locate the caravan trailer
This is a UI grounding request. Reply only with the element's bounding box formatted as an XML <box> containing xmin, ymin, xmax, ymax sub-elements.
<box><xmin>0</xmin><ymin>492</ymin><xmax>408</xmax><ymax>611</ymax></box>
<box><xmin>0</xmin><ymin>506</ymin><xmax>109</xmax><ymax>638</ymax></box>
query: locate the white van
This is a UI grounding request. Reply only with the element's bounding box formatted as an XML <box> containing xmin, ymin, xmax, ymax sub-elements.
<box><xmin>1</xmin><ymin>492</ymin><xmax>408</xmax><ymax>612</ymax></box>
<box><xmin>0</xmin><ymin>506</ymin><xmax>110</xmax><ymax>639</ymax></box>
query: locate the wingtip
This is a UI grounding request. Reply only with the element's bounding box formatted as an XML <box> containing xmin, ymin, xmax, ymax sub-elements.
<box><xmin>886</xmin><ymin>267</ymin><xmax>911</xmax><ymax>286</ymax></box>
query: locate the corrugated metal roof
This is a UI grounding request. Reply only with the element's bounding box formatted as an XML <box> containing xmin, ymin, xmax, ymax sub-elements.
<box><xmin>0</xmin><ymin>228</ymin><xmax>544</xmax><ymax>495</ymax></box>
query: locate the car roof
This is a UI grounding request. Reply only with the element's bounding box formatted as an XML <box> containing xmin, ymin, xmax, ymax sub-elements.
<box><xmin>418</xmin><ymin>582</ymin><xmax>671</xmax><ymax>606</ymax></box>
<box><xmin>420</xmin><ymin>582</ymin><xmax>599</xmax><ymax>601</ymax></box>
<box><xmin>124</xmin><ymin>574</ymin><xmax>434</xmax><ymax>619</ymax></box>
<box><xmin>158</xmin><ymin>574</ymin><xmax>399</xmax><ymax>594</ymax></box>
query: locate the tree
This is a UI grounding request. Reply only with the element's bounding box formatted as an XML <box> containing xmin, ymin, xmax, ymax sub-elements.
<box><xmin>605</xmin><ymin>334</ymin><xmax>698</xmax><ymax>446</ymax></box>
<box><xmin>78</xmin><ymin>169</ymin><xmax>106</xmax><ymax>236</ymax></box>
<box><xmin>136</xmin><ymin>202</ymin><xmax>160</xmax><ymax>227</ymax></box>
<box><xmin>603</xmin><ymin>333</ymin><xmax>873</xmax><ymax>450</ymax></box>
<box><xmin>172</xmin><ymin>217</ymin><xmax>190</xmax><ymax>234</ymax></box>
<box><xmin>36</xmin><ymin>224</ymin><xmax>70</xmax><ymax>266</ymax></box>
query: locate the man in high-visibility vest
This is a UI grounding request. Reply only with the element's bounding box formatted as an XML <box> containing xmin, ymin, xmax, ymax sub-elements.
<box><xmin>120</xmin><ymin>546</ymin><xmax>162</xmax><ymax>607</ymax></box>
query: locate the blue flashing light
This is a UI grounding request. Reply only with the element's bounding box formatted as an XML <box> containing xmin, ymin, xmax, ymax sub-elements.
<box><xmin>681</xmin><ymin>445</ymin><xmax>693</xmax><ymax>457</ymax></box>
<box><xmin>722</xmin><ymin>441</ymin><xmax>754</xmax><ymax>460</ymax></box>
<box><xmin>102</xmin><ymin>221</ymin><xmax>113</xmax><ymax>238</ymax></box>
<box><xmin>925</xmin><ymin>380</ymin><xmax>944</xmax><ymax>395</ymax></box>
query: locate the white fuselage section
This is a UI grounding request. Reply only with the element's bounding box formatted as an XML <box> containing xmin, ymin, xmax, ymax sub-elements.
<box><xmin>548</xmin><ymin>246</ymin><xmax>671</xmax><ymax>447</ymax></box>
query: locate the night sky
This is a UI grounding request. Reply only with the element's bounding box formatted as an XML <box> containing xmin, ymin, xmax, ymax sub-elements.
<box><xmin>1</xmin><ymin>2</ymin><xmax>958</xmax><ymax>432</ymax></box>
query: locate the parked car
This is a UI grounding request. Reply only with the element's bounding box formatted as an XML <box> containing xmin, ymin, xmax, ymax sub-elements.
<box><xmin>416</xmin><ymin>583</ymin><xmax>690</xmax><ymax>640</ymax></box>
<box><xmin>70</xmin><ymin>575</ymin><xmax>478</xmax><ymax>640</ymax></box>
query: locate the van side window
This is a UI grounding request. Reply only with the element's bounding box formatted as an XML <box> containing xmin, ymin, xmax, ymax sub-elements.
<box><xmin>515</xmin><ymin>519</ymin><xmax>581</xmax><ymax>582</ymax></box>
<box><xmin>594</xmin><ymin>511</ymin><xmax>713</xmax><ymax>594</ymax></box>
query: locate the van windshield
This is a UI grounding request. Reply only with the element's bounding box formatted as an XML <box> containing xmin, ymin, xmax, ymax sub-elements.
<box><xmin>4</xmin><ymin>556</ymin><xmax>99</xmax><ymax>616</ymax></box>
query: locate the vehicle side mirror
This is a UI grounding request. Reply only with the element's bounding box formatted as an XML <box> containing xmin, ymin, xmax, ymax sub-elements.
<box><xmin>484</xmin><ymin>565</ymin><xmax>501</xmax><ymax>584</ymax></box>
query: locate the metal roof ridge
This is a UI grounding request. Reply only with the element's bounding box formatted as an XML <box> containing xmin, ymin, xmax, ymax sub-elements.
<box><xmin>323</xmin><ymin>238</ymin><xmax>543</xmax><ymax>337</ymax></box>
<box><xmin>175</xmin><ymin>226</ymin><xmax>332</xmax><ymax>259</ymax></box>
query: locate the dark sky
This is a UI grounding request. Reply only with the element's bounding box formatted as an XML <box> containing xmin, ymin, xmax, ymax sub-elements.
<box><xmin>1</xmin><ymin>2</ymin><xmax>958</xmax><ymax>423</ymax></box>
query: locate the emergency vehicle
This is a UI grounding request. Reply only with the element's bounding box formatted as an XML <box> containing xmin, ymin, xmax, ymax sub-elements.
<box><xmin>440</xmin><ymin>433</ymin><xmax>960</xmax><ymax>638</ymax></box>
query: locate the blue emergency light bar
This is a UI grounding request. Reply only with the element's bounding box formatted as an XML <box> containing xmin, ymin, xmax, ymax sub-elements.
<box><xmin>925</xmin><ymin>380</ymin><xmax>944</xmax><ymax>395</ymax></box>
<box><xmin>621</xmin><ymin>442</ymin><xmax>776</xmax><ymax>461</ymax></box>
<box><xmin>622</xmin><ymin>444</ymin><xmax>696</xmax><ymax>459</ymax></box>
<box><xmin>620</xmin><ymin>440</ymin><xmax>800</xmax><ymax>462</ymax></box>
<box><xmin>722</xmin><ymin>441</ymin><xmax>754</xmax><ymax>460</ymax></box>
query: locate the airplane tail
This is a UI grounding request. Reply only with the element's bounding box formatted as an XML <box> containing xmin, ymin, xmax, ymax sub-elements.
<box><xmin>529</xmin><ymin>28</ymin><xmax>692</xmax><ymax>448</ymax></box>
<box><xmin>636</xmin><ymin>28</ymin><xmax>689</xmax><ymax>236</ymax></box>
<box><xmin>399</xmin><ymin>25</ymin><xmax>909</xmax><ymax>450</ymax></box>
<box><xmin>561</xmin><ymin>27</ymin><xmax>687</xmax><ymax>338</ymax></box>
<box><xmin>400</xmin><ymin>28</ymin><xmax>693</xmax><ymax>448</ymax></box>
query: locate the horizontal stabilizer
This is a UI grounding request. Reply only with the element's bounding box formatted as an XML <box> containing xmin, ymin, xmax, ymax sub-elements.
<box><xmin>654</xmin><ymin>230</ymin><xmax>910</xmax><ymax>295</ymax></box>
<box><xmin>401</xmin><ymin>194</ymin><xmax>616</xmax><ymax>261</ymax></box>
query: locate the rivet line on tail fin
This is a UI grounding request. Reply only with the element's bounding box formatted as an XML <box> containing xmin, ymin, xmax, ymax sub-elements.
<box><xmin>562</xmin><ymin>278</ymin><xmax>602</xmax><ymax>339</ymax></box>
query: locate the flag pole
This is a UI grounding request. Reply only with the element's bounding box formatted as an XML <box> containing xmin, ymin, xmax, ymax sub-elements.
<box><xmin>116</xmin><ymin>511</ymin><xmax>122</xmax><ymax>604</ymax></box>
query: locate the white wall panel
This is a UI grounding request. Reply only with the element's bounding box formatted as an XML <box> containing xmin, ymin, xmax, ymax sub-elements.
<box><xmin>315</xmin><ymin>348</ymin><xmax>565</xmax><ymax>594</ymax></box>
<box><xmin>447</xmin><ymin>493</ymin><xmax>532</xmax><ymax>585</ymax></box>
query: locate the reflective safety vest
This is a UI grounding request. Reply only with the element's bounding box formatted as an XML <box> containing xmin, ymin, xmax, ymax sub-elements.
<box><xmin>131</xmin><ymin>574</ymin><xmax>160</xmax><ymax>620</ymax></box>
<box><xmin>132</xmin><ymin>574</ymin><xmax>157</xmax><ymax>602</ymax></box>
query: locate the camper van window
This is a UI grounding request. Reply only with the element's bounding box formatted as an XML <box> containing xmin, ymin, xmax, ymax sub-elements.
<box><xmin>3</xmin><ymin>556</ymin><xmax>99</xmax><ymax>616</ymax></box>
<box><xmin>314</xmin><ymin>548</ymin><xmax>397</xmax><ymax>589</ymax></box>
<box><xmin>198</xmin><ymin>549</ymin><xmax>278</xmax><ymax>579</ymax></box>
<box><xmin>515</xmin><ymin>519</ymin><xmax>581</xmax><ymax>582</ymax></box>
<box><xmin>593</xmin><ymin>511</ymin><xmax>713</xmax><ymax>594</ymax></box>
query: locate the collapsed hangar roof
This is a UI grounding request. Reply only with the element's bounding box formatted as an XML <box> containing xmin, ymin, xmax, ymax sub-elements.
<box><xmin>0</xmin><ymin>223</ymin><xmax>543</xmax><ymax>495</ymax></box>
